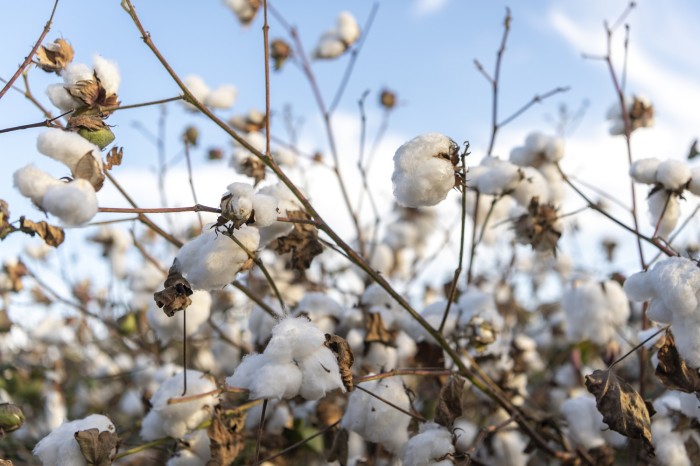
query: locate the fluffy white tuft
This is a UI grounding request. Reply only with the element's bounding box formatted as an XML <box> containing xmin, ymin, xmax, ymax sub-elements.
<box><xmin>33</xmin><ymin>414</ymin><xmax>116</xmax><ymax>466</ymax></box>
<box><xmin>37</xmin><ymin>128</ymin><xmax>103</xmax><ymax>171</ymax></box>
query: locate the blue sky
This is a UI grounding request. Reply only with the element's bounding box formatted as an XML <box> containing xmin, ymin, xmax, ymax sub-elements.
<box><xmin>1</xmin><ymin>0</ymin><xmax>700</xmax><ymax>281</ymax></box>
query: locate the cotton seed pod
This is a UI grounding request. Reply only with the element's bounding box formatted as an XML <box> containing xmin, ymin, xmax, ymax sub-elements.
<box><xmin>270</xmin><ymin>39</ymin><xmax>291</xmax><ymax>71</ymax></box>
<box><xmin>0</xmin><ymin>403</ymin><xmax>25</xmax><ymax>434</ymax></box>
<box><xmin>380</xmin><ymin>89</ymin><xmax>397</xmax><ymax>109</ymax></box>
<box><xmin>78</xmin><ymin>126</ymin><xmax>115</xmax><ymax>150</ymax></box>
<box><xmin>513</xmin><ymin>197</ymin><xmax>561</xmax><ymax>253</ymax></box>
<box><xmin>36</xmin><ymin>38</ymin><xmax>74</xmax><ymax>74</ymax></box>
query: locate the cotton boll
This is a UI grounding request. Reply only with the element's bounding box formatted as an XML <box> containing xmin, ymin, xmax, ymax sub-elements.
<box><xmin>227</xmin><ymin>354</ymin><xmax>302</xmax><ymax>399</ymax></box>
<box><xmin>470</xmin><ymin>157</ymin><xmax>521</xmax><ymax>195</ymax></box>
<box><xmin>362</xmin><ymin>342</ymin><xmax>398</xmax><ymax>372</ymax></box>
<box><xmin>456</xmin><ymin>287</ymin><xmax>503</xmax><ymax>332</ymax></box>
<box><xmin>34</xmin><ymin>414</ymin><xmax>116</xmax><ymax>466</ymax></box>
<box><xmin>337</xmin><ymin>11</ymin><xmax>360</xmax><ymax>45</ymax></box>
<box><xmin>140</xmin><ymin>407</ymin><xmax>168</xmax><ymax>440</ymax></box>
<box><xmin>183</xmin><ymin>75</ymin><xmax>211</xmax><ymax>104</ymax></box>
<box><xmin>42</xmin><ymin>179</ymin><xmax>98</xmax><ymax>226</ymax></box>
<box><xmin>272</xmin><ymin>146</ymin><xmax>297</xmax><ymax>167</ymax></box>
<box><xmin>652</xmin><ymin>417</ymin><xmax>691</xmax><ymax>466</ymax></box>
<box><xmin>623</xmin><ymin>270</ymin><xmax>656</xmax><ymax>306</ymax></box>
<box><xmin>657</xmin><ymin>160</ymin><xmax>691</xmax><ymax>190</ymax></box>
<box><xmin>248</xmin><ymin>300</ymin><xmax>283</xmax><ymax>347</ymax></box>
<box><xmin>647</xmin><ymin>190</ymin><xmax>680</xmax><ymax>239</ymax></box>
<box><xmin>92</xmin><ymin>55</ymin><xmax>120</xmax><ymax>95</ymax></box>
<box><xmin>14</xmin><ymin>164</ymin><xmax>62</xmax><ymax>205</ymax></box>
<box><xmin>341</xmin><ymin>377</ymin><xmax>411</xmax><ymax>453</ymax></box>
<box><xmin>143</xmin><ymin>370</ymin><xmax>218</xmax><ymax>440</ymax></box>
<box><xmin>294</xmin><ymin>292</ymin><xmax>345</xmax><ymax>334</ymax></box>
<box><xmin>256</xmin><ymin>183</ymin><xmax>302</xmax><ymax>245</ymax></box>
<box><xmin>512</xmin><ymin>166</ymin><xmax>549</xmax><ymax>206</ymax></box>
<box><xmin>453</xmin><ymin>417</ymin><xmax>478</xmax><ymax>452</ymax></box>
<box><xmin>402</xmin><ymin>423</ymin><xmax>455</xmax><ymax>466</ymax></box>
<box><xmin>629</xmin><ymin>158</ymin><xmax>661</xmax><ymax>185</ymax></box>
<box><xmin>265</xmin><ymin>316</ymin><xmax>326</xmax><ymax>361</ymax></box>
<box><xmin>168</xmin><ymin>428</ymin><xmax>211</xmax><ymax>465</ymax></box>
<box><xmin>671</xmin><ymin>318</ymin><xmax>700</xmax><ymax>368</ymax></box>
<box><xmin>392</xmin><ymin>133</ymin><xmax>457</xmax><ymax>207</ymax></box>
<box><xmin>298</xmin><ymin>346</ymin><xmax>345</xmax><ymax>399</ymax></box>
<box><xmin>251</xmin><ymin>194</ymin><xmax>278</xmax><ymax>227</ymax></box>
<box><xmin>484</xmin><ymin>429</ymin><xmax>530</xmax><ymax>466</ymax></box>
<box><xmin>562</xmin><ymin>279</ymin><xmax>630</xmax><ymax>345</ymax></box>
<box><xmin>37</xmin><ymin>128</ymin><xmax>103</xmax><ymax>171</ymax></box>
<box><xmin>204</xmin><ymin>84</ymin><xmax>237</xmax><ymax>109</ymax></box>
<box><xmin>63</xmin><ymin>62</ymin><xmax>93</xmax><ymax>85</ymax></box>
<box><xmin>222</xmin><ymin>182</ymin><xmax>254</xmax><ymax>224</ymax></box>
<box><xmin>176</xmin><ymin>225</ymin><xmax>259</xmax><ymax>290</ymax></box>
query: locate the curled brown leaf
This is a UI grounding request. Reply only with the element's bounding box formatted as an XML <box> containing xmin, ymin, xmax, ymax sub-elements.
<box><xmin>18</xmin><ymin>217</ymin><xmax>65</xmax><ymax>247</ymax></box>
<box><xmin>655</xmin><ymin>331</ymin><xmax>700</xmax><ymax>394</ymax></box>
<box><xmin>36</xmin><ymin>38</ymin><xmax>74</xmax><ymax>73</ymax></box>
<box><xmin>275</xmin><ymin>210</ymin><xmax>323</xmax><ymax>270</ymax></box>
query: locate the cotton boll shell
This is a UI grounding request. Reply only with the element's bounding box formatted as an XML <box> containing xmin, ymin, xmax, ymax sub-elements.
<box><xmin>629</xmin><ymin>158</ymin><xmax>661</xmax><ymax>185</ymax></box>
<box><xmin>656</xmin><ymin>159</ymin><xmax>691</xmax><ymax>190</ymax></box>
<box><xmin>78</xmin><ymin>126</ymin><xmax>115</xmax><ymax>150</ymax></box>
<box><xmin>13</xmin><ymin>164</ymin><xmax>62</xmax><ymax>205</ymax></box>
<box><xmin>42</xmin><ymin>179</ymin><xmax>98</xmax><ymax>226</ymax></box>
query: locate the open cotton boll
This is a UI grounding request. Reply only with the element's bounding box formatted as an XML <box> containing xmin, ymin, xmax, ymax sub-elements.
<box><xmin>402</xmin><ymin>423</ymin><xmax>455</xmax><ymax>466</ymax></box>
<box><xmin>392</xmin><ymin>132</ymin><xmax>457</xmax><ymax>207</ymax></box>
<box><xmin>37</xmin><ymin>129</ymin><xmax>103</xmax><ymax>172</ymax></box>
<box><xmin>629</xmin><ymin>158</ymin><xmax>661</xmax><ymax>185</ymax></box>
<box><xmin>34</xmin><ymin>414</ymin><xmax>116</xmax><ymax>466</ymax></box>
<box><xmin>176</xmin><ymin>225</ymin><xmax>259</xmax><ymax>290</ymax></box>
<box><xmin>92</xmin><ymin>55</ymin><xmax>120</xmax><ymax>95</ymax></box>
<box><xmin>42</xmin><ymin>179</ymin><xmax>98</xmax><ymax>226</ymax></box>
<box><xmin>453</xmin><ymin>417</ymin><xmax>478</xmax><ymax>452</ymax></box>
<box><xmin>647</xmin><ymin>190</ymin><xmax>680</xmax><ymax>239</ymax></box>
<box><xmin>294</xmin><ymin>291</ymin><xmax>345</xmax><ymax>334</ymax></box>
<box><xmin>147</xmin><ymin>290</ymin><xmax>212</xmax><ymax>344</ymax></box>
<box><xmin>256</xmin><ymin>182</ymin><xmax>303</xmax><ymax>245</ymax></box>
<box><xmin>456</xmin><ymin>287</ymin><xmax>503</xmax><ymax>331</ymax></box>
<box><xmin>341</xmin><ymin>376</ymin><xmax>411</xmax><ymax>454</ymax></box>
<box><xmin>222</xmin><ymin>182</ymin><xmax>254</xmax><ymax>225</ymax></box>
<box><xmin>63</xmin><ymin>62</ymin><xmax>93</xmax><ymax>85</ymax></box>
<box><xmin>142</xmin><ymin>370</ymin><xmax>218</xmax><ymax>440</ymax></box>
<box><xmin>652</xmin><ymin>417</ymin><xmax>692</xmax><ymax>466</ymax></box>
<box><xmin>298</xmin><ymin>346</ymin><xmax>345</xmax><ymax>399</ymax></box>
<box><xmin>264</xmin><ymin>316</ymin><xmax>326</xmax><ymax>361</ymax></box>
<box><xmin>657</xmin><ymin>160</ymin><xmax>691</xmax><ymax>191</ymax></box>
<box><xmin>46</xmin><ymin>84</ymin><xmax>80</xmax><ymax>112</ymax></box>
<box><xmin>470</xmin><ymin>157</ymin><xmax>522</xmax><ymax>195</ymax></box>
<box><xmin>314</xmin><ymin>32</ymin><xmax>345</xmax><ymax>59</ymax></box>
<box><xmin>562</xmin><ymin>279</ymin><xmax>630</xmax><ymax>345</ymax></box>
<box><xmin>167</xmin><ymin>429</ymin><xmax>211</xmax><ymax>466</ymax></box>
<box><xmin>183</xmin><ymin>75</ymin><xmax>211</xmax><ymax>103</ymax></box>
<box><xmin>14</xmin><ymin>164</ymin><xmax>63</xmax><ymax>205</ymax></box>
<box><xmin>204</xmin><ymin>84</ymin><xmax>238</xmax><ymax>109</ymax></box>
<box><xmin>337</xmin><ymin>11</ymin><xmax>360</xmax><ymax>44</ymax></box>
<box><xmin>512</xmin><ymin>166</ymin><xmax>550</xmax><ymax>206</ymax></box>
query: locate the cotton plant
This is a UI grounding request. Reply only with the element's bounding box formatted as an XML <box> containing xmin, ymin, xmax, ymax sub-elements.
<box><xmin>392</xmin><ymin>132</ymin><xmax>462</xmax><ymax>208</ymax></box>
<box><xmin>33</xmin><ymin>414</ymin><xmax>117</xmax><ymax>466</ymax></box>
<box><xmin>624</xmin><ymin>256</ymin><xmax>700</xmax><ymax>367</ymax></box>
<box><xmin>561</xmin><ymin>278</ymin><xmax>630</xmax><ymax>346</ymax></box>
<box><xmin>629</xmin><ymin>158</ymin><xmax>700</xmax><ymax>238</ymax></box>
<box><xmin>313</xmin><ymin>11</ymin><xmax>361</xmax><ymax>59</ymax></box>
<box><xmin>341</xmin><ymin>376</ymin><xmax>411</xmax><ymax>454</ymax></box>
<box><xmin>140</xmin><ymin>370</ymin><xmax>218</xmax><ymax>440</ymax></box>
<box><xmin>219</xmin><ymin>182</ymin><xmax>279</xmax><ymax>228</ymax></box>
<box><xmin>606</xmin><ymin>95</ymin><xmax>654</xmax><ymax>135</ymax></box>
<box><xmin>509</xmin><ymin>131</ymin><xmax>565</xmax><ymax>204</ymax></box>
<box><xmin>182</xmin><ymin>74</ymin><xmax>238</xmax><ymax>110</ymax></box>
<box><xmin>227</xmin><ymin>316</ymin><xmax>347</xmax><ymax>400</ymax></box>
<box><xmin>230</xmin><ymin>131</ymin><xmax>267</xmax><ymax>184</ymax></box>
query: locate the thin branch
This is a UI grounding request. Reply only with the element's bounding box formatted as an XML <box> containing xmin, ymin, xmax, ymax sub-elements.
<box><xmin>255</xmin><ymin>399</ymin><xmax>268</xmax><ymax>464</ymax></box>
<box><xmin>0</xmin><ymin>0</ymin><xmax>59</xmax><ymax>102</ymax></box>
<box><xmin>98</xmin><ymin>204</ymin><xmax>220</xmax><ymax>215</ymax></box>
<box><xmin>498</xmin><ymin>86</ymin><xmax>570</xmax><ymax>128</ymax></box>
<box><xmin>0</xmin><ymin>110</ymin><xmax>71</xmax><ymax>134</ymax></box>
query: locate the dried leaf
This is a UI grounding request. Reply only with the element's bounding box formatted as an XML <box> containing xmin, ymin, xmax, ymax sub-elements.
<box><xmin>18</xmin><ymin>217</ymin><xmax>65</xmax><ymax>247</ymax></box>
<box><xmin>326</xmin><ymin>427</ymin><xmax>349</xmax><ymax>465</ymax></box>
<box><xmin>2</xmin><ymin>260</ymin><xmax>28</xmax><ymax>293</ymax></box>
<box><xmin>74</xmin><ymin>428</ymin><xmax>119</xmax><ymax>466</ymax></box>
<box><xmin>325</xmin><ymin>334</ymin><xmax>355</xmax><ymax>391</ymax></box>
<box><xmin>688</xmin><ymin>138</ymin><xmax>699</xmax><ymax>160</ymax></box>
<box><xmin>0</xmin><ymin>200</ymin><xmax>12</xmax><ymax>240</ymax></box>
<box><xmin>434</xmin><ymin>376</ymin><xmax>465</xmax><ymax>428</ymax></box>
<box><xmin>238</xmin><ymin>156</ymin><xmax>266</xmax><ymax>185</ymax></box>
<box><xmin>154</xmin><ymin>259</ymin><xmax>193</xmax><ymax>316</ymax></box>
<box><xmin>206</xmin><ymin>405</ymin><xmax>245</xmax><ymax>466</ymax></box>
<box><xmin>584</xmin><ymin>369</ymin><xmax>654</xmax><ymax>454</ymax></box>
<box><xmin>655</xmin><ymin>332</ymin><xmax>700</xmax><ymax>393</ymax></box>
<box><xmin>0</xmin><ymin>460</ymin><xmax>14</xmax><ymax>466</ymax></box>
<box><xmin>275</xmin><ymin>211</ymin><xmax>323</xmax><ymax>270</ymax></box>
<box><xmin>587</xmin><ymin>445</ymin><xmax>615</xmax><ymax>466</ymax></box>
<box><xmin>105</xmin><ymin>147</ymin><xmax>123</xmax><ymax>170</ymax></box>
<box><xmin>73</xmin><ymin>152</ymin><xmax>105</xmax><ymax>192</ymax></box>
<box><xmin>364</xmin><ymin>312</ymin><xmax>396</xmax><ymax>346</ymax></box>
<box><xmin>35</xmin><ymin>38</ymin><xmax>74</xmax><ymax>73</ymax></box>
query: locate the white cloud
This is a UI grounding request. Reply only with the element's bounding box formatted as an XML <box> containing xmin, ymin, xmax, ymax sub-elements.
<box><xmin>412</xmin><ymin>0</ymin><xmax>449</xmax><ymax>17</ymax></box>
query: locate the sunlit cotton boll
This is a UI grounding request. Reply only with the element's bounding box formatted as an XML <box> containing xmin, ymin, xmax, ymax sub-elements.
<box><xmin>204</xmin><ymin>84</ymin><xmax>237</xmax><ymax>109</ymax></box>
<box><xmin>647</xmin><ymin>190</ymin><xmax>680</xmax><ymax>239</ymax></box>
<box><xmin>41</xmin><ymin>179</ymin><xmax>98</xmax><ymax>226</ymax></box>
<box><xmin>13</xmin><ymin>164</ymin><xmax>63</xmax><ymax>205</ymax></box>
<box><xmin>176</xmin><ymin>225</ymin><xmax>259</xmax><ymax>290</ymax></box>
<box><xmin>561</xmin><ymin>395</ymin><xmax>626</xmax><ymax>450</ymax></box>
<box><xmin>401</xmin><ymin>423</ymin><xmax>455</xmax><ymax>466</ymax></box>
<box><xmin>392</xmin><ymin>132</ymin><xmax>458</xmax><ymax>207</ymax></box>
<box><xmin>140</xmin><ymin>370</ymin><xmax>218</xmax><ymax>440</ymax></box>
<box><xmin>341</xmin><ymin>376</ymin><xmax>411</xmax><ymax>454</ymax></box>
<box><xmin>147</xmin><ymin>290</ymin><xmax>212</xmax><ymax>344</ymax></box>
<box><xmin>629</xmin><ymin>158</ymin><xmax>661</xmax><ymax>185</ymax></box>
<box><xmin>37</xmin><ymin>128</ymin><xmax>103</xmax><ymax>172</ymax></box>
<box><xmin>625</xmin><ymin>257</ymin><xmax>700</xmax><ymax>367</ymax></box>
<box><xmin>562</xmin><ymin>279</ymin><xmax>630</xmax><ymax>346</ymax></box>
<box><xmin>313</xmin><ymin>11</ymin><xmax>360</xmax><ymax>59</ymax></box>
<box><xmin>656</xmin><ymin>159</ymin><xmax>692</xmax><ymax>191</ymax></box>
<box><xmin>509</xmin><ymin>131</ymin><xmax>563</xmax><ymax>167</ymax></box>
<box><xmin>92</xmin><ymin>55</ymin><xmax>120</xmax><ymax>95</ymax></box>
<box><xmin>33</xmin><ymin>414</ymin><xmax>116</xmax><ymax>466</ymax></box>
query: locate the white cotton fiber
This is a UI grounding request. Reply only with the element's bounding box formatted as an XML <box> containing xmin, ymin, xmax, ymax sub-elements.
<box><xmin>223</xmin><ymin>182</ymin><xmax>254</xmax><ymax>224</ymax></box>
<box><xmin>341</xmin><ymin>376</ymin><xmax>411</xmax><ymax>454</ymax></box>
<box><xmin>92</xmin><ymin>55</ymin><xmax>120</xmax><ymax>95</ymax></box>
<box><xmin>298</xmin><ymin>346</ymin><xmax>345</xmax><ymax>399</ymax></box>
<box><xmin>42</xmin><ymin>179</ymin><xmax>98</xmax><ymax>226</ymax></box>
<box><xmin>204</xmin><ymin>84</ymin><xmax>237</xmax><ymax>109</ymax></box>
<box><xmin>651</xmin><ymin>417</ymin><xmax>691</xmax><ymax>466</ymax></box>
<box><xmin>392</xmin><ymin>132</ymin><xmax>457</xmax><ymax>207</ymax></box>
<box><xmin>313</xmin><ymin>12</ymin><xmax>360</xmax><ymax>59</ymax></box>
<box><xmin>629</xmin><ymin>158</ymin><xmax>661</xmax><ymax>185</ymax></box>
<box><xmin>560</xmin><ymin>395</ymin><xmax>607</xmax><ymax>449</ymax></box>
<box><xmin>251</xmin><ymin>194</ymin><xmax>278</xmax><ymax>227</ymax></box>
<box><xmin>469</xmin><ymin>157</ymin><xmax>521</xmax><ymax>195</ymax></box>
<box><xmin>14</xmin><ymin>164</ymin><xmax>62</xmax><ymax>205</ymax></box>
<box><xmin>337</xmin><ymin>11</ymin><xmax>360</xmax><ymax>45</ymax></box>
<box><xmin>688</xmin><ymin>167</ymin><xmax>700</xmax><ymax>195</ymax></box>
<box><xmin>228</xmin><ymin>355</ymin><xmax>303</xmax><ymax>399</ymax></box>
<box><xmin>147</xmin><ymin>290</ymin><xmax>212</xmax><ymax>344</ymax></box>
<box><xmin>256</xmin><ymin>183</ymin><xmax>301</xmax><ymax>245</ymax></box>
<box><xmin>512</xmin><ymin>166</ymin><xmax>550</xmax><ymax>206</ymax></box>
<box><xmin>402</xmin><ymin>423</ymin><xmax>455</xmax><ymax>466</ymax></box>
<box><xmin>647</xmin><ymin>190</ymin><xmax>680</xmax><ymax>239</ymax></box>
<box><xmin>63</xmin><ymin>63</ymin><xmax>93</xmax><ymax>85</ymax></box>
<box><xmin>176</xmin><ymin>225</ymin><xmax>259</xmax><ymax>290</ymax></box>
<box><xmin>141</xmin><ymin>370</ymin><xmax>218</xmax><ymax>440</ymax></box>
<box><xmin>657</xmin><ymin>160</ymin><xmax>691</xmax><ymax>191</ymax></box>
<box><xmin>46</xmin><ymin>84</ymin><xmax>79</xmax><ymax>112</ymax></box>
<box><xmin>562</xmin><ymin>279</ymin><xmax>630</xmax><ymax>345</ymax></box>
<box><xmin>34</xmin><ymin>414</ymin><xmax>116</xmax><ymax>466</ymax></box>
<box><xmin>264</xmin><ymin>316</ymin><xmax>326</xmax><ymax>361</ymax></box>
<box><xmin>37</xmin><ymin>128</ymin><xmax>103</xmax><ymax>172</ymax></box>
<box><xmin>183</xmin><ymin>75</ymin><xmax>211</xmax><ymax>103</ymax></box>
